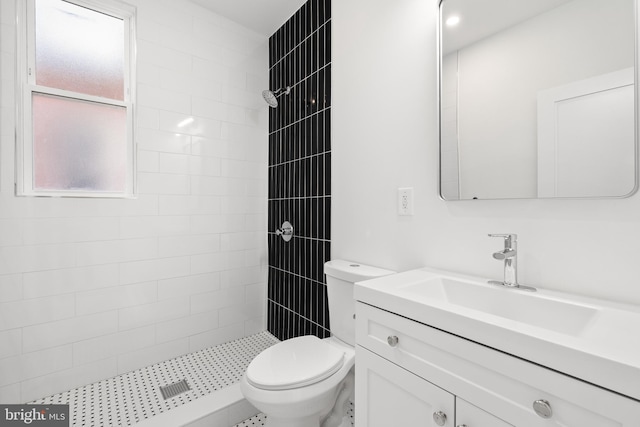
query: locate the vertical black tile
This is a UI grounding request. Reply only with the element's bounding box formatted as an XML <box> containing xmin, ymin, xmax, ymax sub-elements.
<box><xmin>268</xmin><ymin>0</ymin><xmax>332</xmax><ymax>340</ymax></box>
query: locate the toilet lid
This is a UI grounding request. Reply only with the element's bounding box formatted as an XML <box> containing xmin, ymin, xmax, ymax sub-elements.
<box><xmin>246</xmin><ymin>335</ymin><xmax>345</xmax><ymax>391</ymax></box>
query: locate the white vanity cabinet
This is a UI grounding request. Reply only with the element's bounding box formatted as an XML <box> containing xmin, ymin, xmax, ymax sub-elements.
<box><xmin>355</xmin><ymin>301</ymin><xmax>640</xmax><ymax>427</ymax></box>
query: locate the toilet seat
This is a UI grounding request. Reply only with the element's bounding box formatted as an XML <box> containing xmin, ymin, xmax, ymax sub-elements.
<box><xmin>245</xmin><ymin>335</ymin><xmax>345</xmax><ymax>391</ymax></box>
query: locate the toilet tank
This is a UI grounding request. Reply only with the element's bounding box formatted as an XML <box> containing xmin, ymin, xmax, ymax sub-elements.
<box><xmin>324</xmin><ymin>260</ymin><xmax>395</xmax><ymax>346</ymax></box>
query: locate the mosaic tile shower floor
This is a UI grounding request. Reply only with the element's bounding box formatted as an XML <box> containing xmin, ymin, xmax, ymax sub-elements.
<box><xmin>30</xmin><ymin>332</ymin><xmax>279</xmax><ymax>427</ymax></box>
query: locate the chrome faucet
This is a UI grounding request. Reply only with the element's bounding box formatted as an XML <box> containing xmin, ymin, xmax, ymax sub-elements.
<box><xmin>488</xmin><ymin>234</ymin><xmax>536</xmax><ymax>292</ymax></box>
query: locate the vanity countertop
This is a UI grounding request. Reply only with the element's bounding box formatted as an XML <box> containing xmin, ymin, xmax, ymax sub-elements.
<box><xmin>354</xmin><ymin>267</ymin><xmax>640</xmax><ymax>401</ymax></box>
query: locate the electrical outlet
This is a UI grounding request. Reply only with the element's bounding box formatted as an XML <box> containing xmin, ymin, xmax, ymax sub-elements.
<box><xmin>398</xmin><ymin>187</ymin><xmax>414</xmax><ymax>216</ymax></box>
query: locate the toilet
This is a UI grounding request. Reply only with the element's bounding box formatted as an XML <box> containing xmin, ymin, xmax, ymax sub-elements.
<box><xmin>240</xmin><ymin>260</ymin><xmax>395</xmax><ymax>427</ymax></box>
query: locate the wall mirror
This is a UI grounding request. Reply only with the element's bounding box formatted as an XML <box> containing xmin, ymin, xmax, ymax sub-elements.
<box><xmin>439</xmin><ymin>0</ymin><xmax>638</xmax><ymax>200</ymax></box>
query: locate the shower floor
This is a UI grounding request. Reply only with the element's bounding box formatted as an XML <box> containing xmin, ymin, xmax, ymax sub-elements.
<box><xmin>30</xmin><ymin>331</ymin><xmax>279</xmax><ymax>427</ymax></box>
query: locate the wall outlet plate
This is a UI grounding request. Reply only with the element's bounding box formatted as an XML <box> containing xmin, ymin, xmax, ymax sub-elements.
<box><xmin>398</xmin><ymin>187</ymin><xmax>414</xmax><ymax>215</ymax></box>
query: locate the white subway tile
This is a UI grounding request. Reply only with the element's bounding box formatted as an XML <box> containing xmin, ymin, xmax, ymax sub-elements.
<box><xmin>118</xmin><ymin>296</ymin><xmax>190</xmax><ymax>331</ymax></box>
<box><xmin>138</xmin><ymin>2</ymin><xmax>192</xmax><ymax>33</ymax></box>
<box><xmin>23</xmin><ymin>264</ymin><xmax>119</xmax><ymax>299</ymax></box>
<box><xmin>220</xmin><ymin>122</ymin><xmax>252</xmax><ymax>144</ymax></box>
<box><xmin>158</xmin><ymin>111</ymin><xmax>198</xmax><ymax>136</ymax></box>
<box><xmin>220</xmin><ymin>232</ymin><xmax>264</xmax><ymax>252</ymax></box>
<box><xmin>0</xmin><ymin>244</ymin><xmax>76</xmax><ymax>275</ymax></box>
<box><xmin>189</xmin><ymin>76</ymin><xmax>222</xmax><ymax>101</ymax></box>
<box><xmin>117</xmin><ymin>338</ymin><xmax>189</xmax><ymax>374</ymax></box>
<box><xmin>190</xmin><ymin>287</ymin><xmax>244</xmax><ymax>314</ymax></box>
<box><xmin>219</xmin><ymin>301</ymin><xmax>265</xmax><ymax>327</ymax></box>
<box><xmin>192</xmin><ymin>97</ymin><xmax>230</xmax><ymax>122</ymax></box>
<box><xmin>159</xmin><ymin>234</ymin><xmax>220</xmax><ymax>257</ymax></box>
<box><xmin>244</xmin><ymin>316</ymin><xmax>266</xmax><ymax>336</ymax></box>
<box><xmin>0</xmin><ymin>274</ymin><xmax>23</xmax><ymax>302</ymax></box>
<box><xmin>137</xmin><ymin>127</ymin><xmax>192</xmax><ymax>155</ymax></box>
<box><xmin>220</xmin><ymin>266</ymin><xmax>264</xmax><ymax>288</ymax></box>
<box><xmin>72</xmin><ymin>326</ymin><xmax>156</xmax><ymax>367</ymax></box>
<box><xmin>22</xmin><ymin>217</ymin><xmax>120</xmax><ymax>245</ymax></box>
<box><xmin>245</xmin><ymin>283</ymin><xmax>267</xmax><ymax>305</ymax></box>
<box><xmin>189</xmin><ymin>252</ymin><xmax>226</xmax><ymax>275</ymax></box>
<box><xmin>0</xmin><ymin>383</ymin><xmax>20</xmax><ymax>404</ymax></box>
<box><xmin>189</xmin><ymin>155</ymin><xmax>221</xmax><ymax>177</ymax></box>
<box><xmin>138</xmin><ymin>83</ymin><xmax>191</xmax><ymax>115</ymax></box>
<box><xmin>119</xmin><ymin>256</ymin><xmax>191</xmax><ymax>285</ymax></box>
<box><xmin>137</xmin><ymin>40</ymin><xmax>192</xmax><ymax>74</ymax></box>
<box><xmin>136</xmin><ymin>61</ymin><xmax>162</xmax><ymax>86</ymax></box>
<box><xmin>245</xmin><ymin>214</ymin><xmax>267</xmax><ymax>232</ymax></box>
<box><xmin>76</xmin><ymin>238</ymin><xmax>158</xmax><ymax>266</ymax></box>
<box><xmin>158</xmin><ymin>195</ymin><xmax>222</xmax><ymax>216</ymax></box>
<box><xmin>190</xmin><ymin>214</ymin><xmax>245</xmax><ymax>234</ymax></box>
<box><xmin>156</xmin><ymin>310</ymin><xmax>219</xmax><ymax>343</ymax></box>
<box><xmin>0</xmin><ymin>219</ymin><xmax>23</xmax><ymax>246</ymax></box>
<box><xmin>159</xmin><ymin>66</ymin><xmax>194</xmax><ymax>94</ymax></box>
<box><xmin>220</xmin><ymin>159</ymin><xmax>252</xmax><ymax>179</ymax></box>
<box><xmin>190</xmin><ymin>176</ymin><xmax>228</xmax><ymax>196</ymax></box>
<box><xmin>188</xmin><ymin>323</ymin><xmax>244</xmax><ymax>353</ymax></box>
<box><xmin>0</xmin><ymin>295</ymin><xmax>75</xmax><ymax>331</ymax></box>
<box><xmin>192</xmin><ymin>57</ymin><xmax>229</xmax><ymax>85</ymax></box>
<box><xmin>120</xmin><ymin>216</ymin><xmax>190</xmax><ymax>239</ymax></box>
<box><xmin>158</xmin><ymin>273</ymin><xmax>220</xmax><ymax>300</ymax></box>
<box><xmin>0</xmin><ymin>345</ymin><xmax>73</xmax><ymax>387</ymax></box>
<box><xmin>0</xmin><ymin>329</ymin><xmax>21</xmax><ymax>359</ymax></box>
<box><xmin>23</xmin><ymin>311</ymin><xmax>118</xmax><ymax>353</ymax></box>
<box><xmin>191</xmin><ymin>136</ymin><xmax>246</xmax><ymax>160</ymax></box>
<box><xmin>159</xmin><ymin>153</ymin><xmax>190</xmax><ymax>174</ymax></box>
<box><xmin>244</xmin><ymin>248</ymin><xmax>266</xmax><ymax>268</ymax></box>
<box><xmin>221</xmin><ymin>196</ymin><xmax>255</xmax><ymax>214</ymax></box>
<box><xmin>138</xmin><ymin>172</ymin><xmax>191</xmax><ymax>195</ymax></box>
<box><xmin>21</xmin><ymin>357</ymin><xmax>117</xmax><ymax>403</ymax></box>
<box><xmin>137</xmin><ymin>106</ymin><xmax>160</xmax><ymax>130</ymax></box>
<box><xmin>76</xmin><ymin>281</ymin><xmax>158</xmax><ymax>316</ymax></box>
<box><xmin>137</xmin><ymin>150</ymin><xmax>160</xmax><ymax>173</ymax></box>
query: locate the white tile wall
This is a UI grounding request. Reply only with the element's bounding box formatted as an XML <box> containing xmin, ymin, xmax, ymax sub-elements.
<box><xmin>0</xmin><ymin>0</ymin><xmax>268</xmax><ymax>403</ymax></box>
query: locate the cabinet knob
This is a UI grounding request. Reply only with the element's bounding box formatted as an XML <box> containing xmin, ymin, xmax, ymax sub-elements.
<box><xmin>433</xmin><ymin>411</ymin><xmax>447</xmax><ymax>426</ymax></box>
<box><xmin>533</xmin><ymin>399</ymin><xmax>553</xmax><ymax>419</ymax></box>
<box><xmin>387</xmin><ymin>335</ymin><xmax>399</xmax><ymax>347</ymax></box>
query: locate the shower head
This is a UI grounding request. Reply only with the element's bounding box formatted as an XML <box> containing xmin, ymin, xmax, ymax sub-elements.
<box><xmin>262</xmin><ymin>86</ymin><xmax>290</xmax><ymax>108</ymax></box>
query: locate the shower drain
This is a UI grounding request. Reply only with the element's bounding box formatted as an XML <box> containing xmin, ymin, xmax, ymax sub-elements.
<box><xmin>159</xmin><ymin>379</ymin><xmax>191</xmax><ymax>400</ymax></box>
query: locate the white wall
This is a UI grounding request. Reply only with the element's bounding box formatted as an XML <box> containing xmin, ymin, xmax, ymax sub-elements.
<box><xmin>332</xmin><ymin>0</ymin><xmax>640</xmax><ymax>308</ymax></box>
<box><xmin>0</xmin><ymin>0</ymin><xmax>268</xmax><ymax>403</ymax></box>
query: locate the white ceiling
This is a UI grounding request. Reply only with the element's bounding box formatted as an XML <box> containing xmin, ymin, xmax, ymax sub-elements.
<box><xmin>190</xmin><ymin>0</ymin><xmax>307</xmax><ymax>37</ymax></box>
<box><xmin>442</xmin><ymin>0</ymin><xmax>573</xmax><ymax>54</ymax></box>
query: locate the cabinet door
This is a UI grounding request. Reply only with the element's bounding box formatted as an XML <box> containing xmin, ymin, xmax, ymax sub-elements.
<box><xmin>456</xmin><ymin>398</ymin><xmax>513</xmax><ymax>427</ymax></box>
<box><xmin>356</xmin><ymin>346</ymin><xmax>455</xmax><ymax>427</ymax></box>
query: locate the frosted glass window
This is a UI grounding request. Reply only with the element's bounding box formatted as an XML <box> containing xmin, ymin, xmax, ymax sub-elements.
<box><xmin>17</xmin><ymin>0</ymin><xmax>135</xmax><ymax>197</ymax></box>
<box><xmin>35</xmin><ymin>0</ymin><xmax>125</xmax><ymax>100</ymax></box>
<box><xmin>32</xmin><ymin>93</ymin><xmax>127</xmax><ymax>192</ymax></box>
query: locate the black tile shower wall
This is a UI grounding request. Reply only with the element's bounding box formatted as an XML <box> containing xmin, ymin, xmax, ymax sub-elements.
<box><xmin>267</xmin><ymin>0</ymin><xmax>331</xmax><ymax>342</ymax></box>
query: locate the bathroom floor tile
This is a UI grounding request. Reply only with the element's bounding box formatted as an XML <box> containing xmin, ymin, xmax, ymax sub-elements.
<box><xmin>30</xmin><ymin>331</ymin><xmax>279</xmax><ymax>427</ymax></box>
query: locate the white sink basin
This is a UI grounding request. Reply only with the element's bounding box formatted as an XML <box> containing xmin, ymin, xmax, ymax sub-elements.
<box><xmin>401</xmin><ymin>277</ymin><xmax>599</xmax><ymax>336</ymax></box>
<box><xmin>354</xmin><ymin>267</ymin><xmax>640</xmax><ymax>400</ymax></box>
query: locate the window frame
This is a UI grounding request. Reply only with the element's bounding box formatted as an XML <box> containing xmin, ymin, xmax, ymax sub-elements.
<box><xmin>16</xmin><ymin>0</ymin><xmax>137</xmax><ymax>198</ymax></box>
